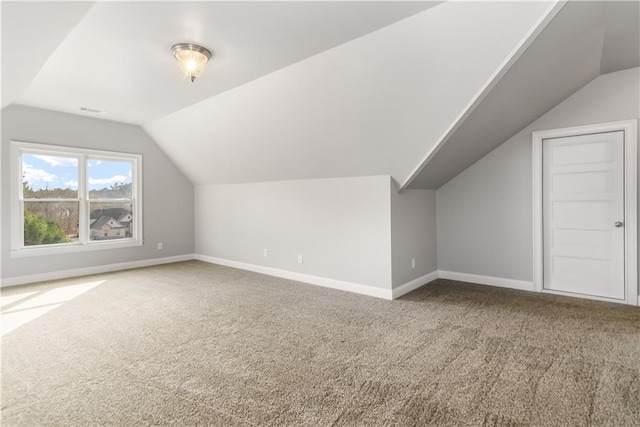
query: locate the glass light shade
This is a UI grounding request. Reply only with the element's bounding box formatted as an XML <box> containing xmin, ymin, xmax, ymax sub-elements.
<box><xmin>171</xmin><ymin>43</ymin><xmax>212</xmax><ymax>82</ymax></box>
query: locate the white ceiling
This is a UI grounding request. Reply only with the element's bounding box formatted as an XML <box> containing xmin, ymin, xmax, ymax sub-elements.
<box><xmin>0</xmin><ymin>1</ymin><xmax>95</xmax><ymax>109</ymax></box>
<box><xmin>4</xmin><ymin>1</ymin><xmax>636</xmax><ymax>190</ymax></box>
<box><xmin>600</xmin><ymin>1</ymin><xmax>640</xmax><ymax>75</ymax></box>
<box><xmin>406</xmin><ymin>0</ymin><xmax>640</xmax><ymax>189</ymax></box>
<box><xmin>7</xmin><ymin>1</ymin><xmax>440</xmax><ymax>124</ymax></box>
<box><xmin>144</xmin><ymin>1</ymin><xmax>554</xmax><ymax>186</ymax></box>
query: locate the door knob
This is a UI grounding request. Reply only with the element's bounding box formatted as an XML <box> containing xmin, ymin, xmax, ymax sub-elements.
<box><xmin>615</xmin><ymin>221</ymin><xmax>624</xmax><ymax>228</ymax></box>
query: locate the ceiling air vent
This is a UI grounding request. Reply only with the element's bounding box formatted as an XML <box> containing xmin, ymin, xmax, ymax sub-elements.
<box><xmin>79</xmin><ymin>106</ymin><xmax>104</xmax><ymax>114</ymax></box>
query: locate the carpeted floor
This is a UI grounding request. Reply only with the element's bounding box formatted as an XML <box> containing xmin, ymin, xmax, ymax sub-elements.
<box><xmin>1</xmin><ymin>260</ymin><xmax>639</xmax><ymax>426</ymax></box>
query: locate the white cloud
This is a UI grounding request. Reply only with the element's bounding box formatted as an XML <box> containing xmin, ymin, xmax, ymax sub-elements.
<box><xmin>64</xmin><ymin>180</ymin><xmax>78</xmax><ymax>188</ymax></box>
<box><xmin>89</xmin><ymin>175</ymin><xmax>128</xmax><ymax>185</ymax></box>
<box><xmin>33</xmin><ymin>155</ymin><xmax>77</xmax><ymax>168</ymax></box>
<box><xmin>22</xmin><ymin>163</ymin><xmax>55</xmax><ymax>184</ymax></box>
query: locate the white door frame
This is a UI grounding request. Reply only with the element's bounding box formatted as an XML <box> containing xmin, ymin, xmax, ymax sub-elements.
<box><xmin>532</xmin><ymin>120</ymin><xmax>638</xmax><ymax>306</ymax></box>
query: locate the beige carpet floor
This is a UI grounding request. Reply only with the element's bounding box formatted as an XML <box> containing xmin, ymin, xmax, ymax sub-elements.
<box><xmin>1</xmin><ymin>260</ymin><xmax>639</xmax><ymax>426</ymax></box>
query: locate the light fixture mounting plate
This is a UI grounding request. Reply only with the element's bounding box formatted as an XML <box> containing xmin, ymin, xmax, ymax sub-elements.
<box><xmin>171</xmin><ymin>43</ymin><xmax>212</xmax><ymax>60</ymax></box>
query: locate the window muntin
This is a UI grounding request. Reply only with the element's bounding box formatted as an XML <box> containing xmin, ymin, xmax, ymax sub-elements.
<box><xmin>12</xmin><ymin>142</ymin><xmax>142</xmax><ymax>256</ymax></box>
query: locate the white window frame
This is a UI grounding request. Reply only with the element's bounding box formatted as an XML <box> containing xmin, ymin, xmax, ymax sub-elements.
<box><xmin>11</xmin><ymin>141</ymin><xmax>143</xmax><ymax>258</ymax></box>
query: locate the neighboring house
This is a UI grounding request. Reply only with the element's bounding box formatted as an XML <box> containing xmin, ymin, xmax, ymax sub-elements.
<box><xmin>117</xmin><ymin>212</ymin><xmax>132</xmax><ymax>224</ymax></box>
<box><xmin>90</xmin><ymin>208</ymin><xmax>132</xmax><ymax>237</ymax></box>
<box><xmin>90</xmin><ymin>216</ymin><xmax>126</xmax><ymax>240</ymax></box>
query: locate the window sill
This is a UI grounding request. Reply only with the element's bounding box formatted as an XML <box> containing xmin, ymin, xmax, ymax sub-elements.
<box><xmin>10</xmin><ymin>239</ymin><xmax>143</xmax><ymax>258</ymax></box>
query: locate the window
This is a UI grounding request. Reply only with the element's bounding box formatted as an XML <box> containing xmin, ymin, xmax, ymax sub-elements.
<box><xmin>11</xmin><ymin>141</ymin><xmax>142</xmax><ymax>257</ymax></box>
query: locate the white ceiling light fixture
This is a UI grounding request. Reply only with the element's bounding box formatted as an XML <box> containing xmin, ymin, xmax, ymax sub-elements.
<box><xmin>171</xmin><ymin>43</ymin><xmax>212</xmax><ymax>83</ymax></box>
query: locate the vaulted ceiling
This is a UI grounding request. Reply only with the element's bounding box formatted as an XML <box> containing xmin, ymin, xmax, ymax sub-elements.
<box><xmin>2</xmin><ymin>1</ymin><xmax>638</xmax><ymax>189</ymax></box>
<box><xmin>405</xmin><ymin>0</ymin><xmax>640</xmax><ymax>189</ymax></box>
<box><xmin>2</xmin><ymin>1</ymin><xmax>440</xmax><ymax>123</ymax></box>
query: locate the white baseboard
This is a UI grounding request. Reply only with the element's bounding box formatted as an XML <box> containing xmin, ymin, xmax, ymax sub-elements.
<box><xmin>194</xmin><ymin>254</ymin><xmax>393</xmax><ymax>300</ymax></box>
<box><xmin>438</xmin><ymin>270</ymin><xmax>534</xmax><ymax>292</ymax></box>
<box><xmin>1</xmin><ymin>254</ymin><xmax>195</xmax><ymax>288</ymax></box>
<box><xmin>392</xmin><ymin>271</ymin><xmax>439</xmax><ymax>299</ymax></box>
<box><xmin>2</xmin><ymin>254</ymin><xmax>539</xmax><ymax>300</ymax></box>
<box><xmin>192</xmin><ymin>258</ymin><xmax>534</xmax><ymax>300</ymax></box>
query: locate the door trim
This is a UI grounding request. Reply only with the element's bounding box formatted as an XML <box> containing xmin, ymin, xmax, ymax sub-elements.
<box><xmin>532</xmin><ymin>120</ymin><xmax>638</xmax><ymax>306</ymax></box>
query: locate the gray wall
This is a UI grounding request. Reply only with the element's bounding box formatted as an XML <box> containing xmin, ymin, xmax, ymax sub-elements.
<box><xmin>195</xmin><ymin>176</ymin><xmax>392</xmax><ymax>289</ymax></box>
<box><xmin>1</xmin><ymin>105</ymin><xmax>194</xmax><ymax>282</ymax></box>
<box><xmin>437</xmin><ymin>67</ymin><xmax>640</xmax><ymax>288</ymax></box>
<box><xmin>391</xmin><ymin>185</ymin><xmax>437</xmax><ymax>288</ymax></box>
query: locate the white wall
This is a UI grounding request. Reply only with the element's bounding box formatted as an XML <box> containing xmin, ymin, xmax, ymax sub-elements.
<box><xmin>195</xmin><ymin>176</ymin><xmax>392</xmax><ymax>292</ymax></box>
<box><xmin>391</xmin><ymin>186</ymin><xmax>437</xmax><ymax>288</ymax></box>
<box><xmin>1</xmin><ymin>105</ymin><xmax>195</xmax><ymax>284</ymax></box>
<box><xmin>437</xmin><ymin>68</ymin><xmax>640</xmax><ymax>292</ymax></box>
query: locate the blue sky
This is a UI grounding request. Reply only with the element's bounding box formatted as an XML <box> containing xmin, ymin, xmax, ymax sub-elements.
<box><xmin>23</xmin><ymin>154</ymin><xmax>132</xmax><ymax>191</ymax></box>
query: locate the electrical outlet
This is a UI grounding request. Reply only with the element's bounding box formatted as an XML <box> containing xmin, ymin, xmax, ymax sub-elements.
<box><xmin>411</xmin><ymin>258</ymin><xmax>415</xmax><ymax>269</ymax></box>
<box><xmin>297</xmin><ymin>254</ymin><xmax>303</xmax><ymax>264</ymax></box>
<box><xmin>263</xmin><ymin>248</ymin><xmax>268</xmax><ymax>257</ymax></box>
<box><xmin>157</xmin><ymin>242</ymin><xmax>163</xmax><ymax>250</ymax></box>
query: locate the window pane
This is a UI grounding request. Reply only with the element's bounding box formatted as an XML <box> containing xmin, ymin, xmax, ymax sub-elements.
<box><xmin>24</xmin><ymin>201</ymin><xmax>79</xmax><ymax>246</ymax></box>
<box><xmin>89</xmin><ymin>202</ymin><xmax>133</xmax><ymax>241</ymax></box>
<box><xmin>22</xmin><ymin>153</ymin><xmax>78</xmax><ymax>199</ymax></box>
<box><xmin>88</xmin><ymin>159</ymin><xmax>132</xmax><ymax>199</ymax></box>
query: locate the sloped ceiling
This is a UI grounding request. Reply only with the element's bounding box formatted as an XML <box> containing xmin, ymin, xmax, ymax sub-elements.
<box><xmin>406</xmin><ymin>0</ymin><xmax>640</xmax><ymax>190</ymax></box>
<box><xmin>4</xmin><ymin>1</ymin><xmax>635</xmax><ymax>190</ymax></box>
<box><xmin>0</xmin><ymin>1</ymin><xmax>95</xmax><ymax>109</ymax></box>
<box><xmin>6</xmin><ymin>1</ymin><xmax>440</xmax><ymax>124</ymax></box>
<box><xmin>600</xmin><ymin>1</ymin><xmax>640</xmax><ymax>75</ymax></box>
<box><xmin>145</xmin><ymin>1</ymin><xmax>555</xmax><ymax>186</ymax></box>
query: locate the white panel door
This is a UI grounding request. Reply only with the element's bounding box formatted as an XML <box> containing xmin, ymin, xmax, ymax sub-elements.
<box><xmin>543</xmin><ymin>131</ymin><xmax>625</xmax><ymax>300</ymax></box>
